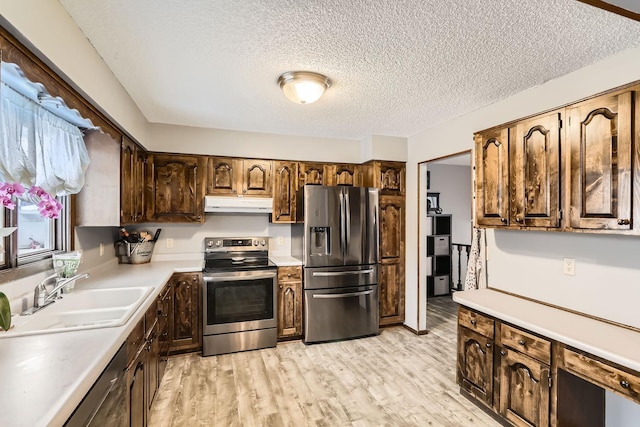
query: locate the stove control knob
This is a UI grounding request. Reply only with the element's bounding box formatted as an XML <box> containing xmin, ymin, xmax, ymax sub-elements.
<box><xmin>206</xmin><ymin>240</ymin><xmax>214</xmax><ymax>247</ymax></box>
<box><xmin>260</xmin><ymin>239</ymin><xmax>266</xmax><ymax>246</ymax></box>
<box><xmin>215</xmin><ymin>240</ymin><xmax>222</xmax><ymax>247</ymax></box>
<box><xmin>253</xmin><ymin>240</ymin><xmax>258</xmax><ymax>246</ymax></box>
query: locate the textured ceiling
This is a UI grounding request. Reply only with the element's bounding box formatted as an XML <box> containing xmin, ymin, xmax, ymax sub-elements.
<box><xmin>59</xmin><ymin>0</ymin><xmax>640</xmax><ymax>140</ymax></box>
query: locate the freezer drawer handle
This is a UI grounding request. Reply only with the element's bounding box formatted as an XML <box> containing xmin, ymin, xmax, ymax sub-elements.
<box><xmin>312</xmin><ymin>289</ymin><xmax>374</xmax><ymax>299</ymax></box>
<box><xmin>312</xmin><ymin>269</ymin><xmax>374</xmax><ymax>277</ymax></box>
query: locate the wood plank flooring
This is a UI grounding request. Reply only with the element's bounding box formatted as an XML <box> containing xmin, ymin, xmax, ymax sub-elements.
<box><xmin>148</xmin><ymin>295</ymin><xmax>499</xmax><ymax>426</ymax></box>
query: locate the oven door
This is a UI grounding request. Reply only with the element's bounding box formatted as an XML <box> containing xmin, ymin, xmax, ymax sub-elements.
<box><xmin>203</xmin><ymin>270</ymin><xmax>277</xmax><ymax>335</ymax></box>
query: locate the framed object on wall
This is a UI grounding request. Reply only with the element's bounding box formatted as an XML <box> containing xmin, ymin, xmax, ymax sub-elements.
<box><xmin>427</xmin><ymin>192</ymin><xmax>441</xmax><ymax>213</ymax></box>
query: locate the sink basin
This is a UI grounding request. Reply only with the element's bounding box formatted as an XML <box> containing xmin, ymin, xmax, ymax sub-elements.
<box><xmin>1</xmin><ymin>287</ymin><xmax>153</xmax><ymax>338</ymax></box>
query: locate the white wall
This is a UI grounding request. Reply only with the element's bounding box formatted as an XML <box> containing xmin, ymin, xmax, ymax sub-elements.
<box><xmin>406</xmin><ymin>46</ymin><xmax>640</xmax><ymax>332</ymax></box>
<box><xmin>130</xmin><ymin>214</ymin><xmax>293</xmax><ymax>260</ymax></box>
<box><xmin>426</xmin><ymin>163</ymin><xmax>472</xmax><ymax>245</ymax></box>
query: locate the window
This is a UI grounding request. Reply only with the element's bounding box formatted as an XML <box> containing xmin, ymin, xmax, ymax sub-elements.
<box><xmin>1</xmin><ymin>196</ymin><xmax>70</xmax><ymax>269</ymax></box>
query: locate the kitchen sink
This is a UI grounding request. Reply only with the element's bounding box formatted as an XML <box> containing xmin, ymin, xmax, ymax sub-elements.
<box><xmin>1</xmin><ymin>287</ymin><xmax>153</xmax><ymax>338</ymax></box>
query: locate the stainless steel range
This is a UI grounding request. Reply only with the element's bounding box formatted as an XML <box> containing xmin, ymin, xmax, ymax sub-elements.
<box><xmin>202</xmin><ymin>237</ymin><xmax>277</xmax><ymax>357</ymax></box>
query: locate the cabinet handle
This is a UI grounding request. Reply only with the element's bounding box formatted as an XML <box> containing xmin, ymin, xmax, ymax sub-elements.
<box><xmin>500</xmin><ymin>217</ymin><xmax>507</xmax><ymax>224</ymax></box>
<box><xmin>518</xmin><ymin>339</ymin><xmax>526</xmax><ymax>346</ymax></box>
<box><xmin>515</xmin><ymin>217</ymin><xmax>523</xmax><ymax>223</ymax></box>
<box><xmin>279</xmin><ymin>285</ymin><xmax>283</xmax><ymax>289</ymax></box>
<box><xmin>243</xmin><ymin>188</ymin><xmax>247</xmax><ymax>194</ymax></box>
<box><xmin>486</xmin><ymin>343</ymin><xmax>491</xmax><ymax>348</ymax></box>
<box><xmin>500</xmin><ymin>350</ymin><xmax>506</xmax><ymax>356</ymax></box>
<box><xmin>196</xmin><ymin>216</ymin><xmax>202</xmax><ymax>220</ymax></box>
<box><xmin>287</xmin><ymin>273</ymin><xmax>292</xmax><ymax>277</ymax></box>
<box><xmin>470</xmin><ymin>319</ymin><xmax>477</xmax><ymax>325</ymax></box>
<box><xmin>620</xmin><ymin>380</ymin><xmax>630</xmax><ymax>389</ymax></box>
<box><xmin>617</xmin><ymin>219</ymin><xmax>630</xmax><ymax>225</ymax></box>
<box><xmin>193</xmin><ymin>277</ymin><xmax>197</xmax><ymax>281</ymax></box>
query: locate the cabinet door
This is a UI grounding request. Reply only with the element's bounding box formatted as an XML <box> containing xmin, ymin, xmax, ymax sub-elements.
<box><xmin>132</xmin><ymin>145</ymin><xmax>146</xmax><ymax>223</ymax></box>
<box><xmin>379</xmin><ymin>261</ymin><xmax>404</xmax><ymax>324</ymax></box>
<box><xmin>568</xmin><ymin>91</ymin><xmax>633</xmax><ymax>230</ymax></box>
<box><xmin>328</xmin><ymin>164</ymin><xmax>364</xmax><ymax>187</ymax></box>
<box><xmin>146</xmin><ymin>322</ymin><xmax>159</xmax><ymax>411</ymax></box>
<box><xmin>475</xmin><ymin>127</ymin><xmax>510</xmax><ymax>227</ymax></box>
<box><xmin>147</xmin><ymin>154</ymin><xmax>205</xmax><ymax>223</ymax></box>
<box><xmin>512</xmin><ymin>112</ymin><xmax>561</xmax><ymax>228</ymax></box>
<box><xmin>121</xmin><ymin>137</ymin><xmax>135</xmax><ymax>224</ymax></box>
<box><xmin>457</xmin><ymin>327</ymin><xmax>494</xmax><ymax>406</ymax></box>
<box><xmin>298</xmin><ymin>162</ymin><xmax>327</xmax><ymax>188</ymax></box>
<box><xmin>169</xmin><ymin>273</ymin><xmax>202</xmax><ymax>354</ymax></box>
<box><xmin>380</xmin><ymin>196</ymin><xmax>404</xmax><ymax>260</ymax></box>
<box><xmin>127</xmin><ymin>353</ymin><xmax>146</xmax><ymax>427</ymax></box>
<box><xmin>498</xmin><ymin>347</ymin><xmax>550</xmax><ymax>427</ymax></box>
<box><xmin>240</xmin><ymin>159</ymin><xmax>272</xmax><ymax>196</ymax></box>
<box><xmin>206</xmin><ymin>157</ymin><xmax>238</xmax><ymax>195</ymax></box>
<box><xmin>375</xmin><ymin>161</ymin><xmax>405</xmax><ymax>195</ymax></box>
<box><xmin>277</xmin><ymin>280</ymin><xmax>302</xmax><ymax>339</ymax></box>
<box><xmin>273</xmin><ymin>161</ymin><xmax>297</xmax><ymax>222</ymax></box>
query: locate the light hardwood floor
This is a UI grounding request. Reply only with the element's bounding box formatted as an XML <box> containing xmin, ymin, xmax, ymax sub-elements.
<box><xmin>148</xmin><ymin>296</ymin><xmax>499</xmax><ymax>427</ymax></box>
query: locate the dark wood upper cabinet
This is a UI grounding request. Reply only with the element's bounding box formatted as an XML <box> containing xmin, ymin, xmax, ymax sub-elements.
<box><xmin>273</xmin><ymin>161</ymin><xmax>298</xmax><ymax>223</ymax></box>
<box><xmin>298</xmin><ymin>162</ymin><xmax>328</xmax><ymax>188</ymax></box>
<box><xmin>511</xmin><ymin>112</ymin><xmax>561</xmax><ymax>228</ymax></box>
<box><xmin>207</xmin><ymin>157</ymin><xmax>238</xmax><ymax>195</ymax></box>
<box><xmin>207</xmin><ymin>157</ymin><xmax>272</xmax><ymax>196</ymax></box>
<box><xmin>568</xmin><ymin>90</ymin><xmax>634</xmax><ymax>231</ymax></box>
<box><xmin>146</xmin><ymin>153</ymin><xmax>205</xmax><ymax>223</ymax></box>
<box><xmin>327</xmin><ymin>164</ymin><xmax>364</xmax><ymax>187</ymax></box>
<box><xmin>475</xmin><ymin>127</ymin><xmax>510</xmax><ymax>227</ymax></box>
<box><xmin>368</xmin><ymin>161</ymin><xmax>405</xmax><ymax>195</ymax></box>
<box><xmin>121</xmin><ymin>136</ymin><xmax>146</xmax><ymax>225</ymax></box>
<box><xmin>240</xmin><ymin>159</ymin><xmax>272</xmax><ymax>196</ymax></box>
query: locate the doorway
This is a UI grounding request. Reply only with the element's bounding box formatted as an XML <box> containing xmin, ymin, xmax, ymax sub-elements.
<box><xmin>418</xmin><ymin>151</ymin><xmax>472</xmax><ymax>332</ymax></box>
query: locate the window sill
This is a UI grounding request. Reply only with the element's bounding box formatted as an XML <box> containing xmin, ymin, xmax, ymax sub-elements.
<box><xmin>0</xmin><ymin>259</ymin><xmax>55</xmax><ymax>284</ymax></box>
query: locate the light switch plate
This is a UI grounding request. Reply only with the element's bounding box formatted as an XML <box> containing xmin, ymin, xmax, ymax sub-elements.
<box><xmin>166</xmin><ymin>238</ymin><xmax>174</xmax><ymax>249</ymax></box>
<box><xmin>563</xmin><ymin>257</ymin><xmax>575</xmax><ymax>275</ymax></box>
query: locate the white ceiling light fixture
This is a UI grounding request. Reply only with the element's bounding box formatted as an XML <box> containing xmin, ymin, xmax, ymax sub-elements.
<box><xmin>278</xmin><ymin>71</ymin><xmax>331</xmax><ymax>104</ymax></box>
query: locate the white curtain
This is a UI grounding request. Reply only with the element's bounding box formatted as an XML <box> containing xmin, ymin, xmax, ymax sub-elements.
<box><xmin>0</xmin><ymin>84</ymin><xmax>90</xmax><ymax>196</ymax></box>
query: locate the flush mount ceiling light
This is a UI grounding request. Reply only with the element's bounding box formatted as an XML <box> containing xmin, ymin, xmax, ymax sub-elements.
<box><xmin>277</xmin><ymin>71</ymin><xmax>331</xmax><ymax>104</ymax></box>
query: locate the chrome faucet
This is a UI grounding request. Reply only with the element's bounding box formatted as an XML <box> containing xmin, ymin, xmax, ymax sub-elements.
<box><xmin>22</xmin><ymin>273</ymin><xmax>90</xmax><ymax>316</ymax></box>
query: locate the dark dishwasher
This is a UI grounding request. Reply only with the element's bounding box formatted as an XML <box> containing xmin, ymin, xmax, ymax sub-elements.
<box><xmin>65</xmin><ymin>344</ymin><xmax>127</xmax><ymax>427</ymax></box>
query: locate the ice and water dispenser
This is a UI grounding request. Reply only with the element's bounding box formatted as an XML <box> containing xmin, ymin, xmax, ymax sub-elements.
<box><xmin>309</xmin><ymin>227</ymin><xmax>330</xmax><ymax>256</ymax></box>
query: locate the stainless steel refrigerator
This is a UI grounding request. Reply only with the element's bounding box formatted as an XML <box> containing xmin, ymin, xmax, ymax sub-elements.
<box><xmin>291</xmin><ymin>185</ymin><xmax>379</xmax><ymax>343</ymax></box>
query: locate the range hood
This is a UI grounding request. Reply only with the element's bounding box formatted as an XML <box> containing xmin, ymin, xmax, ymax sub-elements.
<box><xmin>204</xmin><ymin>196</ymin><xmax>273</xmax><ymax>213</ymax></box>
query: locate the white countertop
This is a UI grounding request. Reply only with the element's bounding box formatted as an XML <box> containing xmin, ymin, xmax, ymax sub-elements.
<box><xmin>269</xmin><ymin>255</ymin><xmax>303</xmax><ymax>266</ymax></box>
<box><xmin>0</xmin><ymin>259</ymin><xmax>202</xmax><ymax>427</ymax></box>
<box><xmin>453</xmin><ymin>289</ymin><xmax>640</xmax><ymax>373</ymax></box>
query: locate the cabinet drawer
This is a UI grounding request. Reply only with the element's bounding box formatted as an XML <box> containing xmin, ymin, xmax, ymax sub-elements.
<box><xmin>278</xmin><ymin>266</ymin><xmax>302</xmax><ymax>282</ymax></box>
<box><xmin>560</xmin><ymin>347</ymin><xmax>640</xmax><ymax>405</ymax></box>
<box><xmin>458</xmin><ymin>307</ymin><xmax>494</xmax><ymax>339</ymax></box>
<box><xmin>126</xmin><ymin>318</ymin><xmax>145</xmax><ymax>365</ymax></box>
<box><xmin>500</xmin><ymin>323</ymin><xmax>551</xmax><ymax>365</ymax></box>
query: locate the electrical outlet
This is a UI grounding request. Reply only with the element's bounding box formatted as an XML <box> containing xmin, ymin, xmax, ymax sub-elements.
<box><xmin>166</xmin><ymin>238</ymin><xmax>174</xmax><ymax>249</ymax></box>
<box><xmin>563</xmin><ymin>257</ymin><xmax>575</xmax><ymax>275</ymax></box>
<box><xmin>278</xmin><ymin>236</ymin><xmax>284</xmax><ymax>246</ymax></box>
<box><xmin>99</xmin><ymin>242</ymin><xmax>104</xmax><ymax>257</ymax></box>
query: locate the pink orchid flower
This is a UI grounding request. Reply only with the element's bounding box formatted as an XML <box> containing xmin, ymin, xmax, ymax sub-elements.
<box><xmin>0</xmin><ymin>182</ymin><xmax>25</xmax><ymax>197</ymax></box>
<box><xmin>28</xmin><ymin>186</ymin><xmax>48</xmax><ymax>198</ymax></box>
<box><xmin>0</xmin><ymin>194</ymin><xmax>16</xmax><ymax>210</ymax></box>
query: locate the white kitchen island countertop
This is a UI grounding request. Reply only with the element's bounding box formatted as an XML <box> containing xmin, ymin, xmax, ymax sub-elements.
<box><xmin>453</xmin><ymin>289</ymin><xmax>640</xmax><ymax>373</ymax></box>
<box><xmin>269</xmin><ymin>255</ymin><xmax>303</xmax><ymax>266</ymax></box>
<box><xmin>0</xmin><ymin>259</ymin><xmax>202</xmax><ymax>427</ymax></box>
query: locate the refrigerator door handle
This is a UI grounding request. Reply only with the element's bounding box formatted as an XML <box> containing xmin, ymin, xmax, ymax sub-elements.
<box><xmin>312</xmin><ymin>269</ymin><xmax>375</xmax><ymax>277</ymax></box>
<box><xmin>344</xmin><ymin>189</ymin><xmax>351</xmax><ymax>254</ymax></box>
<box><xmin>339</xmin><ymin>190</ymin><xmax>346</xmax><ymax>259</ymax></box>
<box><xmin>312</xmin><ymin>289</ymin><xmax>374</xmax><ymax>299</ymax></box>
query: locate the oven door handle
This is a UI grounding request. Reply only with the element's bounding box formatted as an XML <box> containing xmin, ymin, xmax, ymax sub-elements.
<box><xmin>312</xmin><ymin>289</ymin><xmax>374</xmax><ymax>299</ymax></box>
<box><xmin>203</xmin><ymin>272</ymin><xmax>277</xmax><ymax>282</ymax></box>
<box><xmin>312</xmin><ymin>269</ymin><xmax>374</xmax><ymax>277</ymax></box>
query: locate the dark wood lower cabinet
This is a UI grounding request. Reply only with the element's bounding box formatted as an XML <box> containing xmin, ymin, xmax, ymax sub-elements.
<box><xmin>498</xmin><ymin>347</ymin><xmax>550</xmax><ymax>427</ymax></box>
<box><xmin>127</xmin><ymin>346</ymin><xmax>146</xmax><ymax>427</ymax></box>
<box><xmin>277</xmin><ymin>266</ymin><xmax>303</xmax><ymax>339</ymax></box>
<box><xmin>457</xmin><ymin>326</ymin><xmax>494</xmax><ymax>406</ymax></box>
<box><xmin>168</xmin><ymin>272</ymin><xmax>202</xmax><ymax>354</ymax></box>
